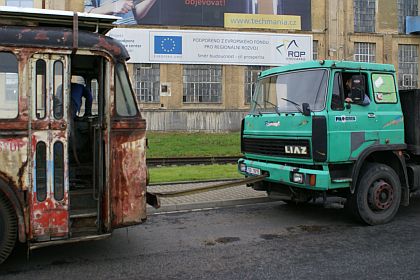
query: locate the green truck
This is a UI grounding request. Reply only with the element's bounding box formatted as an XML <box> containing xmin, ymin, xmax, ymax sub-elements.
<box><xmin>238</xmin><ymin>60</ymin><xmax>420</xmax><ymax>225</ymax></box>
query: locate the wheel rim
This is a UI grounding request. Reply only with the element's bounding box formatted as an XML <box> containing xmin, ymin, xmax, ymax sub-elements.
<box><xmin>368</xmin><ymin>179</ymin><xmax>394</xmax><ymax>211</ymax></box>
<box><xmin>0</xmin><ymin>210</ymin><xmax>4</xmax><ymax>241</ymax></box>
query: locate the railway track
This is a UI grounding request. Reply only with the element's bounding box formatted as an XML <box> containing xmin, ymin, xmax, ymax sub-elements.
<box><xmin>147</xmin><ymin>156</ymin><xmax>240</xmax><ymax>167</ymax></box>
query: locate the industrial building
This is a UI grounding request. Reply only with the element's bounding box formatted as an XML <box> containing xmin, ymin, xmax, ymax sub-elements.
<box><xmin>1</xmin><ymin>0</ymin><xmax>419</xmax><ymax>131</ymax></box>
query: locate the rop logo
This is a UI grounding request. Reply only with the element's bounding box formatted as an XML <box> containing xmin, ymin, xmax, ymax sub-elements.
<box><xmin>276</xmin><ymin>39</ymin><xmax>306</xmax><ymax>58</ymax></box>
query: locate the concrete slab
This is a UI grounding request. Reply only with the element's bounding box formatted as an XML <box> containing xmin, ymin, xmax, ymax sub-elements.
<box><xmin>147</xmin><ymin>180</ymin><xmax>270</xmax><ymax>213</ymax></box>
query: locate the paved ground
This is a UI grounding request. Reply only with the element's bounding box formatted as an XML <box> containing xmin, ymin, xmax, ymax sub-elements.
<box><xmin>3</xmin><ymin>198</ymin><xmax>420</xmax><ymax>279</ymax></box>
<box><xmin>148</xmin><ymin>180</ymin><xmax>271</xmax><ymax>213</ymax></box>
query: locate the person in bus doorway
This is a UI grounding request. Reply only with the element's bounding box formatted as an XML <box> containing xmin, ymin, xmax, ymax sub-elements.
<box><xmin>344</xmin><ymin>75</ymin><xmax>371</xmax><ymax>106</ymax></box>
<box><xmin>71</xmin><ymin>76</ymin><xmax>93</xmax><ymax>119</ymax></box>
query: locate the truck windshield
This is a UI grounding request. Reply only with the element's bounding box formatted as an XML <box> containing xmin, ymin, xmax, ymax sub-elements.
<box><xmin>251</xmin><ymin>69</ymin><xmax>328</xmax><ymax>114</ymax></box>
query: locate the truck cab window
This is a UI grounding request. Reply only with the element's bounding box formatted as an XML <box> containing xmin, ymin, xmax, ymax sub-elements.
<box><xmin>343</xmin><ymin>73</ymin><xmax>370</xmax><ymax>106</ymax></box>
<box><xmin>372</xmin><ymin>74</ymin><xmax>397</xmax><ymax>103</ymax></box>
<box><xmin>0</xmin><ymin>52</ymin><xmax>18</xmax><ymax>119</ymax></box>
<box><xmin>331</xmin><ymin>73</ymin><xmax>344</xmax><ymax>111</ymax></box>
<box><xmin>115</xmin><ymin>63</ymin><xmax>138</xmax><ymax>117</ymax></box>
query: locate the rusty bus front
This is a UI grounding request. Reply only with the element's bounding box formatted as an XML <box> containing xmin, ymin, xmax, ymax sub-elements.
<box><xmin>0</xmin><ymin>7</ymin><xmax>150</xmax><ymax>263</ymax></box>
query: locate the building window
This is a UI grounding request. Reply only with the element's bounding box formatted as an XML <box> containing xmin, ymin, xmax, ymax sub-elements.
<box><xmin>354</xmin><ymin>42</ymin><xmax>376</xmax><ymax>63</ymax></box>
<box><xmin>245</xmin><ymin>66</ymin><xmax>268</xmax><ymax>104</ymax></box>
<box><xmin>134</xmin><ymin>64</ymin><xmax>160</xmax><ymax>103</ymax></box>
<box><xmin>398</xmin><ymin>0</ymin><xmax>418</xmax><ymax>34</ymax></box>
<box><xmin>6</xmin><ymin>0</ymin><xmax>33</xmax><ymax>7</ymax></box>
<box><xmin>398</xmin><ymin>45</ymin><xmax>418</xmax><ymax>89</ymax></box>
<box><xmin>354</xmin><ymin>0</ymin><xmax>375</xmax><ymax>33</ymax></box>
<box><xmin>313</xmin><ymin>40</ymin><xmax>319</xmax><ymax>60</ymax></box>
<box><xmin>183</xmin><ymin>65</ymin><xmax>222</xmax><ymax>103</ymax></box>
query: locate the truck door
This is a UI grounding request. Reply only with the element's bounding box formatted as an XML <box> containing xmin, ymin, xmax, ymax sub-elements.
<box><xmin>29</xmin><ymin>54</ymin><xmax>70</xmax><ymax>241</ymax></box>
<box><xmin>328</xmin><ymin>71</ymin><xmax>379</xmax><ymax>162</ymax></box>
<box><xmin>110</xmin><ymin>63</ymin><xmax>147</xmax><ymax>228</ymax></box>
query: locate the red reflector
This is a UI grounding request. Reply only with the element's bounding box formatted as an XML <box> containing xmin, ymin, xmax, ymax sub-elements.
<box><xmin>309</xmin><ymin>174</ymin><xmax>316</xmax><ymax>186</ymax></box>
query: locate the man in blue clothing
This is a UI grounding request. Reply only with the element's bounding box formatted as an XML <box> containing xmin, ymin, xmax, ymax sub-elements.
<box><xmin>71</xmin><ymin>81</ymin><xmax>93</xmax><ymax>119</ymax></box>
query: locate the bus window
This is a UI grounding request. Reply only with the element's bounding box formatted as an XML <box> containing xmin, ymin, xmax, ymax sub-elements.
<box><xmin>36</xmin><ymin>141</ymin><xmax>47</xmax><ymax>202</ymax></box>
<box><xmin>53</xmin><ymin>141</ymin><xmax>64</xmax><ymax>201</ymax></box>
<box><xmin>36</xmin><ymin>59</ymin><xmax>47</xmax><ymax>119</ymax></box>
<box><xmin>0</xmin><ymin>52</ymin><xmax>18</xmax><ymax>119</ymax></box>
<box><xmin>115</xmin><ymin>63</ymin><xmax>137</xmax><ymax>117</ymax></box>
<box><xmin>90</xmin><ymin>78</ymin><xmax>99</xmax><ymax>115</ymax></box>
<box><xmin>53</xmin><ymin>61</ymin><xmax>64</xmax><ymax>119</ymax></box>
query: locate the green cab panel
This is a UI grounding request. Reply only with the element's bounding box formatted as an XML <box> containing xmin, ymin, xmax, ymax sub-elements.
<box><xmin>240</xmin><ymin>60</ymin><xmax>405</xmax><ymax>191</ymax></box>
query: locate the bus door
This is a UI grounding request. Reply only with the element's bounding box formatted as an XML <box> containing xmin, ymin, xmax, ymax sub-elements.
<box><xmin>110</xmin><ymin>63</ymin><xmax>147</xmax><ymax>228</ymax></box>
<box><xmin>29</xmin><ymin>54</ymin><xmax>69</xmax><ymax>241</ymax></box>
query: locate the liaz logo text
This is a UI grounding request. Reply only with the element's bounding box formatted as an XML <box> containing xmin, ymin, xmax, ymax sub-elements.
<box><xmin>285</xmin><ymin>145</ymin><xmax>308</xmax><ymax>155</ymax></box>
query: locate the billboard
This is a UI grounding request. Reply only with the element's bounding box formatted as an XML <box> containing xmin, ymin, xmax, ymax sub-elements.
<box><xmin>108</xmin><ymin>28</ymin><xmax>313</xmax><ymax>66</ymax></box>
<box><xmin>224</xmin><ymin>13</ymin><xmax>301</xmax><ymax>30</ymax></box>
<box><xmin>85</xmin><ymin>0</ymin><xmax>311</xmax><ymax>30</ymax></box>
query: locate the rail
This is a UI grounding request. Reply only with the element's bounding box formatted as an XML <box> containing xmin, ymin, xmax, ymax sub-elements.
<box><xmin>147</xmin><ymin>156</ymin><xmax>241</xmax><ymax>167</ymax></box>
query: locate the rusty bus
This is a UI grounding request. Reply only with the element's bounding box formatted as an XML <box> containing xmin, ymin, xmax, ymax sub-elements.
<box><xmin>0</xmin><ymin>7</ymin><xmax>157</xmax><ymax>263</ymax></box>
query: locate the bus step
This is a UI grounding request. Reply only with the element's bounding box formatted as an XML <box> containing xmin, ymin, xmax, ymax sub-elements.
<box><xmin>70</xmin><ymin>188</ymin><xmax>97</xmax><ymax>209</ymax></box>
<box><xmin>71</xmin><ymin>226</ymin><xmax>98</xmax><ymax>238</ymax></box>
<box><xmin>30</xmin><ymin>234</ymin><xmax>111</xmax><ymax>251</ymax></box>
<box><xmin>70</xmin><ymin>208</ymin><xmax>97</xmax><ymax>219</ymax></box>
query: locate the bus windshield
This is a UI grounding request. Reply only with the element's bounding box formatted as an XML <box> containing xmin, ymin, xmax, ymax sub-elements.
<box><xmin>251</xmin><ymin>69</ymin><xmax>328</xmax><ymax>114</ymax></box>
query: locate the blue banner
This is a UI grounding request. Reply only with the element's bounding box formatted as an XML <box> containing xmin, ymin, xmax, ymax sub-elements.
<box><xmin>154</xmin><ymin>36</ymin><xmax>183</xmax><ymax>54</ymax></box>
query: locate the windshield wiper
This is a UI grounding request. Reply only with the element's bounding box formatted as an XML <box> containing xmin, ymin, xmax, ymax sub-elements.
<box><xmin>280</xmin><ymin>98</ymin><xmax>303</xmax><ymax>114</ymax></box>
<box><xmin>264</xmin><ymin>100</ymin><xmax>281</xmax><ymax>115</ymax></box>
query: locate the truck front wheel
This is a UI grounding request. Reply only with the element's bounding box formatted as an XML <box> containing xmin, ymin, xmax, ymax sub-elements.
<box><xmin>348</xmin><ymin>163</ymin><xmax>401</xmax><ymax>225</ymax></box>
<box><xmin>0</xmin><ymin>194</ymin><xmax>17</xmax><ymax>264</ymax></box>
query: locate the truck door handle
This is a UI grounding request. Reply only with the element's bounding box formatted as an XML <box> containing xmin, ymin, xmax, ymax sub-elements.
<box><xmin>368</xmin><ymin>113</ymin><xmax>376</xmax><ymax>118</ymax></box>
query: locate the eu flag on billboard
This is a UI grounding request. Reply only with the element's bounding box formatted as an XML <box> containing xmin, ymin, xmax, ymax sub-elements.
<box><xmin>154</xmin><ymin>36</ymin><xmax>183</xmax><ymax>54</ymax></box>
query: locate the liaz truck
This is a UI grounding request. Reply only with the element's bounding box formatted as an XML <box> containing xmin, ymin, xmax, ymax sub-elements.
<box><xmin>238</xmin><ymin>60</ymin><xmax>420</xmax><ymax>225</ymax></box>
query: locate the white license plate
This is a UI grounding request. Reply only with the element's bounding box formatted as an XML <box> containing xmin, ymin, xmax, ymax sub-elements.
<box><xmin>246</xmin><ymin>167</ymin><xmax>261</xmax><ymax>176</ymax></box>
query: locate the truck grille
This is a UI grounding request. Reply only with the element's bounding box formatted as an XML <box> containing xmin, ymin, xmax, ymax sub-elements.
<box><xmin>242</xmin><ymin>138</ymin><xmax>311</xmax><ymax>159</ymax></box>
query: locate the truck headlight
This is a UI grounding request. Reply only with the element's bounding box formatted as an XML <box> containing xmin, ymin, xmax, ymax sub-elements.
<box><xmin>239</xmin><ymin>163</ymin><xmax>246</xmax><ymax>172</ymax></box>
<box><xmin>292</xmin><ymin>172</ymin><xmax>304</xmax><ymax>184</ymax></box>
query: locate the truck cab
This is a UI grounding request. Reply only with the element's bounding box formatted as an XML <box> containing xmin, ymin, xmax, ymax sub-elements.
<box><xmin>239</xmin><ymin>60</ymin><xmax>407</xmax><ymax>225</ymax></box>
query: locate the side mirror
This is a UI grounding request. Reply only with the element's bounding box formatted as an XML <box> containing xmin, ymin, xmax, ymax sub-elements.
<box><xmin>349</xmin><ymin>88</ymin><xmax>365</xmax><ymax>103</ymax></box>
<box><xmin>349</xmin><ymin>75</ymin><xmax>366</xmax><ymax>104</ymax></box>
<box><xmin>302</xmin><ymin>103</ymin><xmax>311</xmax><ymax>116</ymax></box>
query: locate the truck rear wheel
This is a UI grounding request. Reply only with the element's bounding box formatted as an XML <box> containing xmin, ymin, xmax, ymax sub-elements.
<box><xmin>348</xmin><ymin>163</ymin><xmax>401</xmax><ymax>225</ymax></box>
<box><xmin>0</xmin><ymin>194</ymin><xmax>17</xmax><ymax>264</ymax></box>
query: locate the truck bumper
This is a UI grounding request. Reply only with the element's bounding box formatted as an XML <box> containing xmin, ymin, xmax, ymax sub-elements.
<box><xmin>238</xmin><ymin>158</ymin><xmax>333</xmax><ymax>191</ymax></box>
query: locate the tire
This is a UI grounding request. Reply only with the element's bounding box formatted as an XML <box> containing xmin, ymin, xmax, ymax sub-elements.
<box><xmin>0</xmin><ymin>194</ymin><xmax>17</xmax><ymax>264</ymax></box>
<box><xmin>347</xmin><ymin>163</ymin><xmax>401</xmax><ymax>225</ymax></box>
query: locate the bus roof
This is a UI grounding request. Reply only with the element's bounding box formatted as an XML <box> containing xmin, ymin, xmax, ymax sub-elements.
<box><xmin>260</xmin><ymin>60</ymin><xmax>396</xmax><ymax>78</ymax></box>
<box><xmin>0</xmin><ymin>7</ymin><xmax>129</xmax><ymax>61</ymax></box>
<box><xmin>0</xmin><ymin>6</ymin><xmax>119</xmax><ymax>34</ymax></box>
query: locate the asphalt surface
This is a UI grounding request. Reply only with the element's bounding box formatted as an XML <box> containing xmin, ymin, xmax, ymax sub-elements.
<box><xmin>2</xmin><ymin>198</ymin><xmax>420</xmax><ymax>279</ymax></box>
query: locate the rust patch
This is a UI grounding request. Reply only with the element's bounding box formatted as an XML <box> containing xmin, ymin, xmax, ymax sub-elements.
<box><xmin>30</xmin><ymin>192</ymin><xmax>69</xmax><ymax>240</ymax></box>
<box><xmin>17</xmin><ymin>158</ymin><xmax>28</xmax><ymax>189</ymax></box>
<box><xmin>34</xmin><ymin>31</ymin><xmax>49</xmax><ymax>41</ymax></box>
<box><xmin>110</xmin><ymin>126</ymin><xmax>147</xmax><ymax>228</ymax></box>
<box><xmin>0</xmin><ymin>121</ymin><xmax>27</xmax><ymax>130</ymax></box>
<box><xmin>95</xmin><ymin>37</ymin><xmax>122</xmax><ymax>57</ymax></box>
